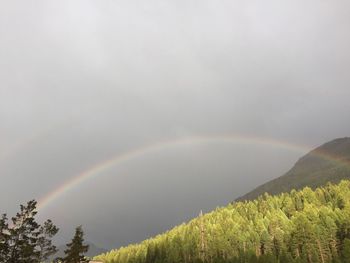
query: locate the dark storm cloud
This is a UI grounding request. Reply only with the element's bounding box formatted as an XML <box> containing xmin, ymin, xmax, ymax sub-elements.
<box><xmin>1</xmin><ymin>0</ymin><xmax>350</xmax><ymax>248</ymax></box>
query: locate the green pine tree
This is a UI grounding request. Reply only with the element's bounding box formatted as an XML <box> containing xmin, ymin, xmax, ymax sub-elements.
<box><xmin>3</xmin><ymin>200</ymin><xmax>59</xmax><ymax>263</ymax></box>
<box><xmin>0</xmin><ymin>214</ymin><xmax>10</xmax><ymax>262</ymax></box>
<box><xmin>61</xmin><ymin>225</ymin><xmax>89</xmax><ymax>263</ymax></box>
<box><xmin>342</xmin><ymin>238</ymin><xmax>350</xmax><ymax>263</ymax></box>
<box><xmin>37</xmin><ymin>219</ymin><xmax>59</xmax><ymax>261</ymax></box>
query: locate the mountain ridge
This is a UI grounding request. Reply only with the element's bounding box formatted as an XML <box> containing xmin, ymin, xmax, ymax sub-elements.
<box><xmin>236</xmin><ymin>137</ymin><xmax>350</xmax><ymax>201</ymax></box>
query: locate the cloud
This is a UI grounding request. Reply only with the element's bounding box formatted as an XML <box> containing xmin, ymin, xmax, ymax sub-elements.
<box><xmin>1</xmin><ymin>0</ymin><xmax>350</xmax><ymax>248</ymax></box>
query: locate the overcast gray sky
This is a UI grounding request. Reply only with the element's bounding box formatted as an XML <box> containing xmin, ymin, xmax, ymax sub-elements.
<box><xmin>1</xmin><ymin>0</ymin><xmax>350</xmax><ymax>249</ymax></box>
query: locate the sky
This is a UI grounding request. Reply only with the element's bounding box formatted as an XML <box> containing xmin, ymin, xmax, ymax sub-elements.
<box><xmin>1</xmin><ymin>0</ymin><xmax>350</xmax><ymax>249</ymax></box>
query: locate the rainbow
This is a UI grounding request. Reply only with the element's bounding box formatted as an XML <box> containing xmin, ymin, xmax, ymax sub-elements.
<box><xmin>37</xmin><ymin>134</ymin><xmax>350</xmax><ymax>211</ymax></box>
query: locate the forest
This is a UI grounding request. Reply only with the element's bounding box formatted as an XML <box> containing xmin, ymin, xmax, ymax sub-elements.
<box><xmin>95</xmin><ymin>180</ymin><xmax>350</xmax><ymax>263</ymax></box>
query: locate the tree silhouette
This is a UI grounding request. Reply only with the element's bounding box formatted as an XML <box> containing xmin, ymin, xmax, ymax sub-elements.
<box><xmin>0</xmin><ymin>200</ymin><xmax>59</xmax><ymax>262</ymax></box>
<box><xmin>60</xmin><ymin>225</ymin><xmax>89</xmax><ymax>263</ymax></box>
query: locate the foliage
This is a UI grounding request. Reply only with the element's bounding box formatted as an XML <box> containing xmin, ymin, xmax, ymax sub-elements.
<box><xmin>0</xmin><ymin>200</ymin><xmax>59</xmax><ymax>263</ymax></box>
<box><xmin>95</xmin><ymin>180</ymin><xmax>350</xmax><ymax>263</ymax></box>
<box><xmin>57</xmin><ymin>225</ymin><xmax>89</xmax><ymax>263</ymax></box>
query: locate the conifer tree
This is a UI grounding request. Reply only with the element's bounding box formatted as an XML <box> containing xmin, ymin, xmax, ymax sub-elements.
<box><xmin>0</xmin><ymin>214</ymin><xmax>10</xmax><ymax>262</ymax></box>
<box><xmin>37</xmin><ymin>219</ymin><xmax>59</xmax><ymax>261</ymax></box>
<box><xmin>0</xmin><ymin>200</ymin><xmax>59</xmax><ymax>263</ymax></box>
<box><xmin>342</xmin><ymin>238</ymin><xmax>350</xmax><ymax>263</ymax></box>
<box><xmin>61</xmin><ymin>225</ymin><xmax>89</xmax><ymax>263</ymax></box>
<box><xmin>8</xmin><ymin>200</ymin><xmax>41</xmax><ymax>262</ymax></box>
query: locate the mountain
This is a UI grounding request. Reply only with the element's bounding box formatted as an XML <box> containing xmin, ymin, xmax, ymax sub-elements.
<box><xmin>236</xmin><ymin>137</ymin><xmax>350</xmax><ymax>201</ymax></box>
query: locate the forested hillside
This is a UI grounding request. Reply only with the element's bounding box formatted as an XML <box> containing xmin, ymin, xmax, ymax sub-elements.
<box><xmin>237</xmin><ymin>138</ymin><xmax>350</xmax><ymax>201</ymax></box>
<box><xmin>95</xmin><ymin>180</ymin><xmax>350</xmax><ymax>263</ymax></box>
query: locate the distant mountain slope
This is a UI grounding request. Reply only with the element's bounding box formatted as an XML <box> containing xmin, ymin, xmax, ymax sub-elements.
<box><xmin>236</xmin><ymin>137</ymin><xmax>350</xmax><ymax>201</ymax></box>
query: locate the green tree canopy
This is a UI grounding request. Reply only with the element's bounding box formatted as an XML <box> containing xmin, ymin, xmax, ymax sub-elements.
<box><xmin>0</xmin><ymin>200</ymin><xmax>59</xmax><ymax>263</ymax></box>
<box><xmin>59</xmin><ymin>225</ymin><xmax>89</xmax><ymax>263</ymax></box>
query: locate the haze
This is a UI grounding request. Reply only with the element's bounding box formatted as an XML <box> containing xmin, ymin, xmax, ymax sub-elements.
<box><xmin>1</xmin><ymin>0</ymin><xmax>350</xmax><ymax>249</ymax></box>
